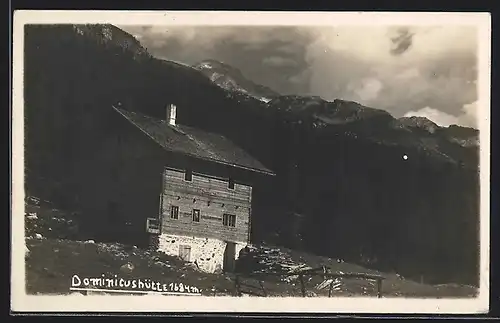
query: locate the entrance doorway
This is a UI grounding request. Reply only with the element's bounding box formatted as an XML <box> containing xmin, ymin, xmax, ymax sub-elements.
<box><xmin>179</xmin><ymin>245</ymin><xmax>191</xmax><ymax>262</ymax></box>
<box><xmin>223</xmin><ymin>242</ymin><xmax>236</xmax><ymax>272</ymax></box>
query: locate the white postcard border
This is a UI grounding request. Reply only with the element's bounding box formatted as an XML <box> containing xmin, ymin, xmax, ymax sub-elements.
<box><xmin>11</xmin><ymin>10</ymin><xmax>491</xmax><ymax>314</ymax></box>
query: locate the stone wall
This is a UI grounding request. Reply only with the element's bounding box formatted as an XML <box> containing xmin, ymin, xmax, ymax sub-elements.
<box><xmin>158</xmin><ymin>233</ymin><xmax>247</xmax><ymax>273</ymax></box>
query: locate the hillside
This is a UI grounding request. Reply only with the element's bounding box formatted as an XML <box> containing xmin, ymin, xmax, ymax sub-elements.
<box><xmin>25</xmin><ymin>196</ymin><xmax>477</xmax><ymax>297</ymax></box>
<box><xmin>24</xmin><ymin>24</ymin><xmax>480</xmax><ymax>287</ymax></box>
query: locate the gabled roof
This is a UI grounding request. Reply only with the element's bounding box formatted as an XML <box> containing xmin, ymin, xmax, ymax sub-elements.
<box><xmin>112</xmin><ymin>106</ymin><xmax>274</xmax><ymax>175</ymax></box>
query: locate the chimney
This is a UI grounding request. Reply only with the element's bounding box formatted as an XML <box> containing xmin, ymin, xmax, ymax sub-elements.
<box><xmin>166</xmin><ymin>104</ymin><xmax>177</xmax><ymax>126</ymax></box>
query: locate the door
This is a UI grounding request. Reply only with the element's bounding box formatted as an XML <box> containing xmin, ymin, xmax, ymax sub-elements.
<box><xmin>223</xmin><ymin>242</ymin><xmax>236</xmax><ymax>272</ymax></box>
<box><xmin>179</xmin><ymin>245</ymin><xmax>191</xmax><ymax>262</ymax></box>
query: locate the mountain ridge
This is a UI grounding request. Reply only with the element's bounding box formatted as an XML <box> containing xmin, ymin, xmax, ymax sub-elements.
<box><xmin>190</xmin><ymin>58</ymin><xmax>479</xmax><ymax>156</ymax></box>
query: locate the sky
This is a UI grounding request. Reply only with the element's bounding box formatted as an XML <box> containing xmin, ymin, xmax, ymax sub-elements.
<box><xmin>120</xmin><ymin>25</ymin><xmax>478</xmax><ymax>128</ymax></box>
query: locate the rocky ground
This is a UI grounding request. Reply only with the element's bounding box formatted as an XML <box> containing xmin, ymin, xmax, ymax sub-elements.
<box><xmin>24</xmin><ymin>196</ymin><xmax>478</xmax><ymax>298</ymax></box>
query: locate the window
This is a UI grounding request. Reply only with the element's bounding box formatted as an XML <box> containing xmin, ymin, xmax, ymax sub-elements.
<box><xmin>170</xmin><ymin>205</ymin><xmax>179</xmax><ymax>219</ymax></box>
<box><xmin>192</xmin><ymin>209</ymin><xmax>200</xmax><ymax>222</ymax></box>
<box><xmin>223</xmin><ymin>213</ymin><xmax>236</xmax><ymax>227</ymax></box>
<box><xmin>184</xmin><ymin>170</ymin><xmax>192</xmax><ymax>181</ymax></box>
<box><xmin>228</xmin><ymin>178</ymin><xmax>235</xmax><ymax>190</ymax></box>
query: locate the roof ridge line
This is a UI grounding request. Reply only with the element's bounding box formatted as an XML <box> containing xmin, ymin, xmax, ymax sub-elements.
<box><xmin>111</xmin><ymin>105</ymin><xmax>275</xmax><ymax>176</ymax></box>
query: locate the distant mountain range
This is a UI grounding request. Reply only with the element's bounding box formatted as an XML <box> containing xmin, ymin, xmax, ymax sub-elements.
<box><xmin>24</xmin><ymin>23</ymin><xmax>480</xmax><ymax>286</ymax></box>
<box><xmin>192</xmin><ymin>59</ymin><xmax>479</xmax><ymax>165</ymax></box>
<box><xmin>193</xmin><ymin>58</ymin><xmax>478</xmax><ymax>149</ymax></box>
<box><xmin>192</xmin><ymin>56</ymin><xmax>478</xmax><ymax>156</ymax></box>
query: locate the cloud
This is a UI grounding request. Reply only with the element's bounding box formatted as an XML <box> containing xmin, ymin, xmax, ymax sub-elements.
<box><xmin>460</xmin><ymin>101</ymin><xmax>478</xmax><ymax>128</ymax></box>
<box><xmin>404</xmin><ymin>100</ymin><xmax>478</xmax><ymax>128</ymax></box>
<box><xmin>347</xmin><ymin>77</ymin><xmax>384</xmax><ymax>102</ymax></box>
<box><xmin>119</xmin><ymin>25</ymin><xmax>312</xmax><ymax>95</ymax></box>
<box><xmin>121</xmin><ymin>25</ymin><xmax>307</xmax><ymax>51</ymax></box>
<box><xmin>404</xmin><ymin>107</ymin><xmax>460</xmax><ymax>127</ymax></box>
<box><xmin>118</xmin><ymin>24</ymin><xmax>478</xmax><ymax>122</ymax></box>
<box><xmin>262</xmin><ymin>56</ymin><xmax>298</xmax><ymax>67</ymax></box>
<box><xmin>389</xmin><ymin>27</ymin><xmax>415</xmax><ymax>55</ymax></box>
<box><xmin>395</xmin><ymin>67</ymin><xmax>420</xmax><ymax>80</ymax></box>
<box><xmin>303</xmin><ymin>25</ymin><xmax>478</xmax><ymax>118</ymax></box>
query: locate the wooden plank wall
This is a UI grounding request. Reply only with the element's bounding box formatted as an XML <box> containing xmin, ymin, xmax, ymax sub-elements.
<box><xmin>161</xmin><ymin>168</ymin><xmax>252</xmax><ymax>243</ymax></box>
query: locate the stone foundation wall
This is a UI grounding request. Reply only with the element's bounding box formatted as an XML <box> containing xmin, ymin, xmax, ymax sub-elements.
<box><xmin>158</xmin><ymin>234</ymin><xmax>246</xmax><ymax>273</ymax></box>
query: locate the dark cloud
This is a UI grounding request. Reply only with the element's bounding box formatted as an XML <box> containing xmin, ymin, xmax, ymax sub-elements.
<box><xmin>390</xmin><ymin>27</ymin><xmax>415</xmax><ymax>55</ymax></box>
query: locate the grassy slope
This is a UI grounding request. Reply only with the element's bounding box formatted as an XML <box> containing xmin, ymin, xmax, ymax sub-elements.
<box><xmin>24</xmin><ymin>197</ymin><xmax>477</xmax><ymax>298</ymax></box>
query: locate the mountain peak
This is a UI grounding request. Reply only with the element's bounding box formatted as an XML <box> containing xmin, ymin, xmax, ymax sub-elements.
<box><xmin>196</xmin><ymin>59</ymin><xmax>240</xmax><ymax>72</ymax></box>
<box><xmin>397</xmin><ymin>116</ymin><xmax>439</xmax><ymax>133</ymax></box>
<box><xmin>193</xmin><ymin>59</ymin><xmax>280</xmax><ymax>102</ymax></box>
